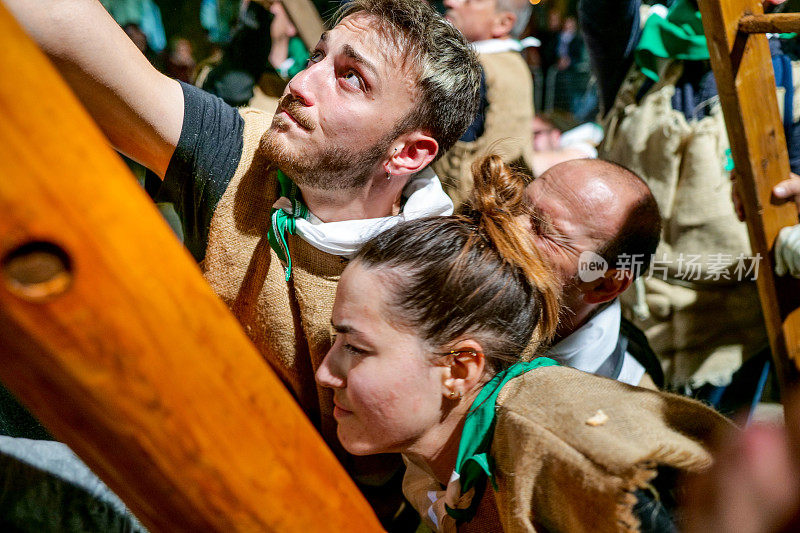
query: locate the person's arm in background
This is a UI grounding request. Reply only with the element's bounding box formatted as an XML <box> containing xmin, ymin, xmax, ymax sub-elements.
<box><xmin>4</xmin><ymin>0</ymin><xmax>184</xmax><ymax>178</ymax></box>
<box><xmin>732</xmin><ymin>173</ymin><xmax>800</xmax><ymax>278</ymax></box>
<box><xmin>577</xmin><ymin>0</ymin><xmax>642</xmax><ymax>115</ymax></box>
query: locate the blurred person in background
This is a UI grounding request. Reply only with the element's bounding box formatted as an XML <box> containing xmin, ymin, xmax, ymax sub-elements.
<box><xmin>163</xmin><ymin>37</ymin><xmax>195</xmax><ymax>83</ymax></box>
<box><xmin>196</xmin><ymin>0</ymin><xmax>276</xmax><ymax>107</ymax></box>
<box><xmin>529</xmin><ymin>113</ymin><xmax>601</xmax><ymax>175</ymax></box>
<box><xmin>435</xmin><ymin>0</ymin><xmax>539</xmax><ymax>208</ymax></box>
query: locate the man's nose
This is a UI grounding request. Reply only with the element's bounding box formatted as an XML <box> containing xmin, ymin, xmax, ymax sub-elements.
<box><xmin>443</xmin><ymin>0</ymin><xmax>458</xmax><ymax>9</ymax></box>
<box><xmin>286</xmin><ymin>64</ymin><xmax>317</xmax><ymax>107</ymax></box>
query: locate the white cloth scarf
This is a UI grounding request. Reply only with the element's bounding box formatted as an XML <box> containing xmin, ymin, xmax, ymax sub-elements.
<box><xmin>470</xmin><ymin>37</ymin><xmax>541</xmax><ymax>55</ymax></box>
<box><xmin>546</xmin><ymin>299</ymin><xmax>645</xmax><ymax>386</ymax></box>
<box><xmin>273</xmin><ymin>167</ymin><xmax>453</xmax><ymax>258</ymax></box>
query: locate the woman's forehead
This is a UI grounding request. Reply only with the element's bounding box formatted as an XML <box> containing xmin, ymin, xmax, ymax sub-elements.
<box><xmin>335</xmin><ymin>265</ymin><xmax>385</xmax><ymax>319</ymax></box>
<box><xmin>335</xmin><ymin>265</ymin><xmax>413</xmax><ymax>336</ymax></box>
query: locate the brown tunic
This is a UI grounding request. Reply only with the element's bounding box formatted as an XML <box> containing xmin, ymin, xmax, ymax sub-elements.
<box><xmin>202</xmin><ymin>108</ymin><xmax>400</xmax><ymax>485</ymax></box>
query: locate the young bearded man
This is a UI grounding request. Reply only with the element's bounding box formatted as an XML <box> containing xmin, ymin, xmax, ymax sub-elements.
<box><xmin>6</xmin><ymin>0</ymin><xmax>481</xmax><ymax>524</ymax></box>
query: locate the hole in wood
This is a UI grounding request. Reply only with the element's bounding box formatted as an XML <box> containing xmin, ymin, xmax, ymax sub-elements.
<box><xmin>2</xmin><ymin>241</ymin><xmax>73</xmax><ymax>301</ymax></box>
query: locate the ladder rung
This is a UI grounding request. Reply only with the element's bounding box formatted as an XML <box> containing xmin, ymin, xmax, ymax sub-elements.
<box><xmin>740</xmin><ymin>13</ymin><xmax>800</xmax><ymax>34</ymax></box>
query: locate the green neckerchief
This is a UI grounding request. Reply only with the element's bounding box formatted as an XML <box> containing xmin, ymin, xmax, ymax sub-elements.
<box><xmin>445</xmin><ymin>357</ymin><xmax>560</xmax><ymax>523</ymax></box>
<box><xmin>635</xmin><ymin>0</ymin><xmax>710</xmax><ymax>82</ymax></box>
<box><xmin>267</xmin><ymin>170</ymin><xmax>309</xmax><ymax>281</ymax></box>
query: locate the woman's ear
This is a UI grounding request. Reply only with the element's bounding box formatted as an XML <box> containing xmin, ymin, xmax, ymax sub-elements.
<box><xmin>441</xmin><ymin>339</ymin><xmax>486</xmax><ymax>400</ymax></box>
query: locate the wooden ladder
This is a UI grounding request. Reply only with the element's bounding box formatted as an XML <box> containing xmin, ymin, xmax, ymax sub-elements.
<box><xmin>698</xmin><ymin>0</ymin><xmax>800</xmax><ymax>392</ymax></box>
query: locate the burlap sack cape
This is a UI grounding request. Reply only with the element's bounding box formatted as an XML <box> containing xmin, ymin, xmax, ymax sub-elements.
<box><xmin>403</xmin><ymin>366</ymin><xmax>731</xmax><ymax>532</ymax></box>
<box><xmin>433</xmin><ymin>50</ymin><xmax>535</xmax><ymax>208</ymax></box>
<box><xmin>202</xmin><ymin>108</ymin><xmax>399</xmax><ymax>483</ymax></box>
<box><xmin>601</xmin><ymin>62</ymin><xmax>768</xmax><ymax>389</ymax></box>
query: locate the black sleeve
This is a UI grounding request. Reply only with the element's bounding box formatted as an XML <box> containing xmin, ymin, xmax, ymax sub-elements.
<box><xmin>157</xmin><ymin>81</ymin><xmax>245</xmax><ymax>262</ymax></box>
<box><xmin>0</xmin><ymin>385</ymin><xmax>51</xmax><ymax>440</ymax></box>
<box><xmin>578</xmin><ymin>0</ymin><xmax>642</xmax><ymax>115</ymax></box>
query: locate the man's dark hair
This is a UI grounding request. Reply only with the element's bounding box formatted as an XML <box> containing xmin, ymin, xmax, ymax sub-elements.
<box><xmin>596</xmin><ymin>162</ymin><xmax>662</xmax><ymax>278</ymax></box>
<box><xmin>336</xmin><ymin>0</ymin><xmax>482</xmax><ymax>158</ymax></box>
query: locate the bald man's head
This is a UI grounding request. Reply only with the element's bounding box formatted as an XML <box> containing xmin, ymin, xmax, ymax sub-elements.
<box><xmin>581</xmin><ymin>160</ymin><xmax>661</xmax><ymax>275</ymax></box>
<box><xmin>524</xmin><ymin>158</ymin><xmax>661</xmax><ymax>284</ymax></box>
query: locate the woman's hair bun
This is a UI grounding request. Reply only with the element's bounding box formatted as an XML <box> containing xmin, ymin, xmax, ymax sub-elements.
<box><xmin>456</xmin><ymin>154</ymin><xmax>559</xmax><ymax>343</ymax></box>
<box><xmin>466</xmin><ymin>154</ymin><xmax>529</xmax><ymax>219</ymax></box>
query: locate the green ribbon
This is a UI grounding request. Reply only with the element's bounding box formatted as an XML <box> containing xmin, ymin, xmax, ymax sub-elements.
<box><xmin>267</xmin><ymin>170</ymin><xmax>309</xmax><ymax>281</ymax></box>
<box><xmin>445</xmin><ymin>357</ymin><xmax>560</xmax><ymax>523</ymax></box>
<box><xmin>635</xmin><ymin>0</ymin><xmax>710</xmax><ymax>82</ymax></box>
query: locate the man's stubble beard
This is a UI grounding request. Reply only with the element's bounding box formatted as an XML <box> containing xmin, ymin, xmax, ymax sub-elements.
<box><xmin>261</xmin><ymin>115</ymin><xmax>398</xmax><ymax>192</ymax></box>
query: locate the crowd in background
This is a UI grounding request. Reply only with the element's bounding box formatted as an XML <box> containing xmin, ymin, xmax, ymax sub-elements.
<box><xmin>110</xmin><ymin>0</ymin><xmax>800</xmax><ymax>165</ymax></box>
<box><xmin>103</xmin><ymin>0</ymin><xmax>597</xmax><ymax>120</ymax></box>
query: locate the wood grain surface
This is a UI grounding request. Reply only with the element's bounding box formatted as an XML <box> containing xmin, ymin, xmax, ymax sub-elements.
<box><xmin>0</xmin><ymin>4</ymin><xmax>382</xmax><ymax>531</ymax></box>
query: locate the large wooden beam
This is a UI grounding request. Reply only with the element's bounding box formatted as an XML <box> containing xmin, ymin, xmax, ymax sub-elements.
<box><xmin>0</xmin><ymin>4</ymin><xmax>381</xmax><ymax>531</ymax></box>
<box><xmin>698</xmin><ymin>0</ymin><xmax>800</xmax><ymax>389</ymax></box>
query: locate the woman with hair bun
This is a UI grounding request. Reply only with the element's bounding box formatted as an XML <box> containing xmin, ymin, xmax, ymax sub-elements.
<box><xmin>316</xmin><ymin>155</ymin><xmax>731</xmax><ymax>532</ymax></box>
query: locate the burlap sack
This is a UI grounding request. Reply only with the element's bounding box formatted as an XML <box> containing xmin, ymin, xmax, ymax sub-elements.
<box><xmin>403</xmin><ymin>366</ymin><xmax>731</xmax><ymax>532</ymax></box>
<box><xmin>600</xmin><ymin>62</ymin><xmax>767</xmax><ymax>388</ymax></box>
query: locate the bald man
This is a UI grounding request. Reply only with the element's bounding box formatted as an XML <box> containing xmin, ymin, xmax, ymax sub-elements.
<box><xmin>524</xmin><ymin>158</ymin><xmax>663</xmax><ymax>388</ymax></box>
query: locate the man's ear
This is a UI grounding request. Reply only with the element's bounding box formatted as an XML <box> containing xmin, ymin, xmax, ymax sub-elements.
<box><xmin>490</xmin><ymin>12</ymin><xmax>516</xmax><ymax>39</ymax></box>
<box><xmin>441</xmin><ymin>339</ymin><xmax>485</xmax><ymax>400</ymax></box>
<box><xmin>582</xmin><ymin>269</ymin><xmax>633</xmax><ymax>305</ymax></box>
<box><xmin>385</xmin><ymin>132</ymin><xmax>438</xmax><ymax>177</ymax></box>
